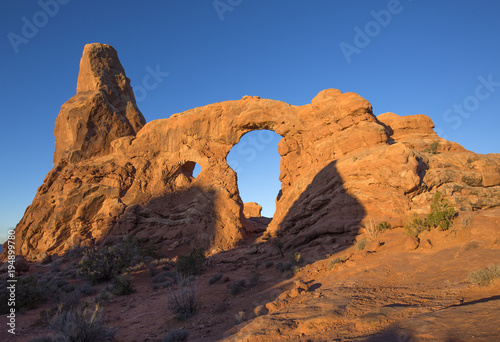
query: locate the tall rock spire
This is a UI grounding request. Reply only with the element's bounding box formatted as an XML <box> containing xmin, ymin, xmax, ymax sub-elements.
<box><xmin>53</xmin><ymin>43</ymin><xmax>146</xmax><ymax>164</ymax></box>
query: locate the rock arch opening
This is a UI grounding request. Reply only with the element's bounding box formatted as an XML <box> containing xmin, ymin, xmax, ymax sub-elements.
<box><xmin>227</xmin><ymin>129</ymin><xmax>282</xmax><ymax>222</ymax></box>
<box><xmin>181</xmin><ymin>161</ymin><xmax>201</xmax><ymax>179</ymax></box>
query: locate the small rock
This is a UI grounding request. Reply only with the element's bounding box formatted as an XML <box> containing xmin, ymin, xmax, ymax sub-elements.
<box><xmin>419</xmin><ymin>239</ymin><xmax>433</xmax><ymax>250</ymax></box>
<box><xmin>253</xmin><ymin>305</ymin><xmax>268</xmax><ymax>317</ymax></box>
<box><xmin>404</xmin><ymin>236</ymin><xmax>420</xmax><ymax>251</ymax></box>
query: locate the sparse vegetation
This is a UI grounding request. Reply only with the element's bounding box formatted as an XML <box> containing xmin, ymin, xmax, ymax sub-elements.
<box><xmin>209</xmin><ymin>273</ymin><xmax>224</xmax><ymax>285</ymax></box>
<box><xmin>162</xmin><ymin>329</ymin><xmax>190</xmax><ymax>342</ymax></box>
<box><xmin>366</xmin><ymin>220</ymin><xmax>392</xmax><ymax>238</ymax></box>
<box><xmin>176</xmin><ymin>247</ymin><xmax>206</xmax><ymax>276</ymax></box>
<box><xmin>427</xmin><ymin>191</ymin><xmax>455</xmax><ymax>231</ymax></box>
<box><xmin>356</xmin><ymin>238</ymin><xmax>368</xmax><ymax>251</ymax></box>
<box><xmin>47</xmin><ymin>304</ymin><xmax>117</xmax><ymax>342</ymax></box>
<box><xmin>0</xmin><ymin>274</ymin><xmax>55</xmax><ymax>314</ymax></box>
<box><xmin>167</xmin><ymin>281</ymin><xmax>199</xmax><ymax>321</ymax></box>
<box><xmin>468</xmin><ymin>264</ymin><xmax>500</xmax><ymax>287</ymax></box>
<box><xmin>290</xmin><ymin>252</ymin><xmax>303</xmax><ymax>265</ymax></box>
<box><xmin>404</xmin><ymin>213</ymin><xmax>429</xmax><ymax>237</ymax></box>
<box><xmin>274</xmin><ymin>239</ymin><xmax>285</xmax><ymax>256</ymax></box>
<box><xmin>234</xmin><ymin>311</ymin><xmax>246</xmax><ymax>325</ymax></box>
<box><xmin>110</xmin><ymin>275</ymin><xmax>135</xmax><ymax>296</ymax></box>
<box><xmin>94</xmin><ymin>290</ymin><xmax>112</xmax><ymax>304</ymax></box>
<box><xmin>424</xmin><ymin>141</ymin><xmax>440</xmax><ymax>154</ymax></box>
<box><xmin>230</xmin><ymin>279</ymin><xmax>246</xmax><ymax>295</ymax></box>
<box><xmin>328</xmin><ymin>255</ymin><xmax>348</xmax><ymax>270</ymax></box>
<box><xmin>249</xmin><ymin>272</ymin><xmax>260</xmax><ymax>287</ymax></box>
<box><xmin>264</xmin><ymin>260</ymin><xmax>274</xmax><ymax>269</ymax></box>
<box><xmin>78</xmin><ymin>239</ymin><xmax>138</xmax><ymax>284</ymax></box>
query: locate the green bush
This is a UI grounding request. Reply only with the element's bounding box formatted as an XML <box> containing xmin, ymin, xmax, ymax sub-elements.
<box><xmin>176</xmin><ymin>248</ymin><xmax>206</xmax><ymax>276</ymax></box>
<box><xmin>111</xmin><ymin>275</ymin><xmax>135</xmax><ymax>296</ymax></box>
<box><xmin>427</xmin><ymin>191</ymin><xmax>455</xmax><ymax>231</ymax></box>
<box><xmin>78</xmin><ymin>239</ymin><xmax>138</xmax><ymax>284</ymax></box>
<box><xmin>468</xmin><ymin>264</ymin><xmax>500</xmax><ymax>287</ymax></box>
<box><xmin>356</xmin><ymin>238</ymin><xmax>368</xmax><ymax>251</ymax></box>
<box><xmin>404</xmin><ymin>214</ymin><xmax>428</xmax><ymax>237</ymax></box>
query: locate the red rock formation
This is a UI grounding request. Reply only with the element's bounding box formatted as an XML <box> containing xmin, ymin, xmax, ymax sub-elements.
<box><xmin>3</xmin><ymin>44</ymin><xmax>500</xmax><ymax>261</ymax></box>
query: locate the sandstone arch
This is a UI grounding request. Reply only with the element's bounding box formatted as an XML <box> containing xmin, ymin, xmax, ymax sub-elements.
<box><xmin>4</xmin><ymin>43</ymin><xmax>500</xmax><ymax>261</ymax></box>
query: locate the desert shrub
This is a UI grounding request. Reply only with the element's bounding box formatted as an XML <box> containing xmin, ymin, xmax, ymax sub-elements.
<box><xmin>264</xmin><ymin>260</ymin><xmax>274</xmax><ymax>269</ymax></box>
<box><xmin>94</xmin><ymin>291</ymin><xmax>112</xmax><ymax>304</ymax></box>
<box><xmin>290</xmin><ymin>252</ymin><xmax>303</xmax><ymax>265</ymax></box>
<box><xmin>56</xmin><ymin>291</ymin><xmax>83</xmax><ymax>313</ymax></box>
<box><xmin>328</xmin><ymin>256</ymin><xmax>347</xmax><ymax>270</ymax></box>
<box><xmin>427</xmin><ymin>191</ymin><xmax>455</xmax><ymax>231</ymax></box>
<box><xmin>162</xmin><ymin>280</ymin><xmax>174</xmax><ymax>288</ymax></box>
<box><xmin>167</xmin><ymin>281</ymin><xmax>199</xmax><ymax>321</ymax></box>
<box><xmin>162</xmin><ymin>329</ymin><xmax>190</xmax><ymax>342</ymax></box>
<box><xmin>468</xmin><ymin>264</ymin><xmax>500</xmax><ymax>286</ymax></box>
<box><xmin>249</xmin><ymin>272</ymin><xmax>260</xmax><ymax>287</ymax></box>
<box><xmin>79</xmin><ymin>283</ymin><xmax>95</xmax><ymax>296</ymax></box>
<box><xmin>404</xmin><ymin>214</ymin><xmax>428</xmax><ymax>237</ymax></box>
<box><xmin>209</xmin><ymin>273</ymin><xmax>224</xmax><ymax>285</ymax></box>
<box><xmin>230</xmin><ymin>279</ymin><xmax>246</xmax><ymax>295</ymax></box>
<box><xmin>356</xmin><ymin>238</ymin><xmax>368</xmax><ymax>251</ymax></box>
<box><xmin>366</xmin><ymin>220</ymin><xmax>392</xmax><ymax>237</ymax></box>
<box><xmin>62</xmin><ymin>246</ymin><xmax>85</xmax><ymax>262</ymax></box>
<box><xmin>78</xmin><ymin>239</ymin><xmax>138</xmax><ymax>284</ymax></box>
<box><xmin>176</xmin><ymin>247</ymin><xmax>206</xmax><ymax>276</ymax></box>
<box><xmin>139</xmin><ymin>240</ymin><xmax>159</xmax><ymax>259</ymax></box>
<box><xmin>234</xmin><ymin>311</ymin><xmax>246</xmax><ymax>325</ymax></box>
<box><xmin>274</xmin><ymin>239</ymin><xmax>284</xmax><ymax>256</ymax></box>
<box><xmin>152</xmin><ymin>272</ymin><xmax>169</xmax><ymax>284</ymax></box>
<box><xmin>149</xmin><ymin>265</ymin><xmax>160</xmax><ymax>277</ymax></box>
<box><xmin>48</xmin><ymin>304</ymin><xmax>117</xmax><ymax>342</ymax></box>
<box><xmin>275</xmin><ymin>262</ymin><xmax>293</xmax><ymax>273</ymax></box>
<box><xmin>424</xmin><ymin>141</ymin><xmax>440</xmax><ymax>154</ymax></box>
<box><xmin>0</xmin><ymin>274</ymin><xmax>55</xmax><ymax>314</ymax></box>
<box><xmin>111</xmin><ymin>275</ymin><xmax>135</xmax><ymax>296</ymax></box>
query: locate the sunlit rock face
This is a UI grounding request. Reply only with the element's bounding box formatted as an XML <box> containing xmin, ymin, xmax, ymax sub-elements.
<box><xmin>5</xmin><ymin>43</ymin><xmax>500</xmax><ymax>261</ymax></box>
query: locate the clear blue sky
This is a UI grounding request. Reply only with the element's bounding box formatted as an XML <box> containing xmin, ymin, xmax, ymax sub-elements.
<box><xmin>1</xmin><ymin>1</ymin><xmax>499</xmax><ymax>242</ymax></box>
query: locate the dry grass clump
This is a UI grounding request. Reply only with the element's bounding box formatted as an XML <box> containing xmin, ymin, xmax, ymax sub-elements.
<box><xmin>468</xmin><ymin>264</ymin><xmax>500</xmax><ymax>286</ymax></box>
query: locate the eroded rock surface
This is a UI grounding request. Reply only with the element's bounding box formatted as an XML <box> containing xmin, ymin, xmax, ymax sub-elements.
<box><xmin>3</xmin><ymin>44</ymin><xmax>500</xmax><ymax>261</ymax></box>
